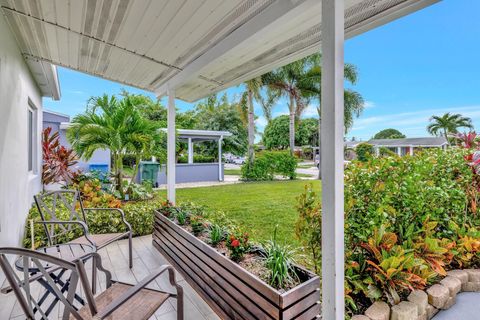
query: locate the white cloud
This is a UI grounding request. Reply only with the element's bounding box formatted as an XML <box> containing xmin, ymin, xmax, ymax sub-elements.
<box><xmin>364</xmin><ymin>101</ymin><xmax>375</xmax><ymax>108</ymax></box>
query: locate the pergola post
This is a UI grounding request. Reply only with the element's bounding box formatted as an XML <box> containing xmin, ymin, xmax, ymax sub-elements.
<box><xmin>167</xmin><ymin>88</ymin><xmax>176</xmax><ymax>204</ymax></box>
<box><xmin>218</xmin><ymin>136</ymin><xmax>223</xmax><ymax>181</ymax></box>
<box><xmin>321</xmin><ymin>0</ymin><xmax>345</xmax><ymax>319</ymax></box>
<box><xmin>188</xmin><ymin>138</ymin><xmax>194</xmax><ymax>164</ymax></box>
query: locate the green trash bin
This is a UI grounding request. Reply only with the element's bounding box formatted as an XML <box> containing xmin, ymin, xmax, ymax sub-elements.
<box><xmin>139</xmin><ymin>161</ymin><xmax>160</xmax><ymax>187</ymax></box>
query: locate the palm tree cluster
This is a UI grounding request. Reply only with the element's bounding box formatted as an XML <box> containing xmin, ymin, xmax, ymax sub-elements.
<box><xmin>427</xmin><ymin>112</ymin><xmax>473</xmax><ymax>144</ymax></box>
<box><xmin>237</xmin><ymin>53</ymin><xmax>365</xmax><ymax>160</ymax></box>
<box><xmin>67</xmin><ymin>93</ymin><xmax>164</xmax><ymax>196</ymax></box>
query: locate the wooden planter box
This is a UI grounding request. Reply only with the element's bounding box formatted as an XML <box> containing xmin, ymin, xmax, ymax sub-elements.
<box><xmin>153</xmin><ymin>211</ymin><xmax>320</xmax><ymax>320</ymax></box>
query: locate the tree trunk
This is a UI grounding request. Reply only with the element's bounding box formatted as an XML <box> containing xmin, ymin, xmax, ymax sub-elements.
<box><xmin>247</xmin><ymin>90</ymin><xmax>255</xmax><ymax>164</ymax></box>
<box><xmin>130</xmin><ymin>155</ymin><xmax>142</xmax><ymax>184</ymax></box>
<box><xmin>444</xmin><ymin>128</ymin><xmax>450</xmax><ymax>146</ymax></box>
<box><xmin>289</xmin><ymin>94</ymin><xmax>295</xmax><ymax>155</ymax></box>
<box><xmin>114</xmin><ymin>154</ymin><xmax>124</xmax><ymax>197</ymax></box>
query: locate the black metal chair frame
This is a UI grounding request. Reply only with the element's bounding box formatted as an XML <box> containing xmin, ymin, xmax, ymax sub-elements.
<box><xmin>0</xmin><ymin>247</ymin><xmax>184</xmax><ymax>320</ymax></box>
<box><xmin>34</xmin><ymin>190</ymin><xmax>133</xmax><ymax>269</ymax></box>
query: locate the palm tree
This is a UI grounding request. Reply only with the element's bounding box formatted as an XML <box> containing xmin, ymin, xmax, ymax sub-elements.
<box><xmin>237</xmin><ymin>77</ymin><xmax>270</xmax><ymax>164</ymax></box>
<box><xmin>67</xmin><ymin>94</ymin><xmax>161</xmax><ymax>196</ymax></box>
<box><xmin>301</xmin><ymin>54</ymin><xmax>364</xmax><ymax>132</ymax></box>
<box><xmin>262</xmin><ymin>60</ymin><xmax>316</xmax><ymax>154</ymax></box>
<box><xmin>427</xmin><ymin>113</ymin><xmax>473</xmax><ymax>144</ymax></box>
<box><xmin>300</xmin><ymin>54</ymin><xmax>364</xmax><ymax>177</ymax></box>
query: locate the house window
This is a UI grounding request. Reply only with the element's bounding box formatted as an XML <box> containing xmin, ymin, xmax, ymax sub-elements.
<box><xmin>27</xmin><ymin>102</ymin><xmax>37</xmax><ymax>173</ymax></box>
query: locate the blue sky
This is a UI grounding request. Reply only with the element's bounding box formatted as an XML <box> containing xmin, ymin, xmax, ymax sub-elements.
<box><xmin>44</xmin><ymin>0</ymin><xmax>480</xmax><ymax>141</ymax></box>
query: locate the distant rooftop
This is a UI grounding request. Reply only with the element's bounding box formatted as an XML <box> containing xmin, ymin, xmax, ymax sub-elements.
<box><xmin>368</xmin><ymin>137</ymin><xmax>448</xmax><ymax>147</ymax></box>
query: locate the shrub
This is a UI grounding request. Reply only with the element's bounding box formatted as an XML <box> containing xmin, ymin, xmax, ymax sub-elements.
<box><xmin>241</xmin><ymin>151</ymin><xmax>297</xmax><ymax>181</ymax></box>
<box><xmin>75</xmin><ymin>178</ymin><xmax>121</xmax><ymax>208</ymax></box>
<box><xmin>378</xmin><ymin>147</ymin><xmax>397</xmax><ymax>157</ymax></box>
<box><xmin>42</xmin><ymin>127</ymin><xmax>78</xmax><ymax>185</ymax></box>
<box><xmin>294</xmin><ymin>147</ymin><xmax>480</xmax><ymax>316</ymax></box>
<box><xmin>360</xmin><ymin>226</ymin><xmax>431</xmax><ymax>305</ymax></box>
<box><xmin>355</xmin><ymin>143</ymin><xmax>374</xmax><ymax>161</ymax></box>
<box><xmin>295</xmin><ymin>184</ymin><xmax>321</xmax><ymax>273</ymax></box>
<box><xmin>24</xmin><ymin>194</ymin><xmax>164</xmax><ymax>248</ymax></box>
<box><xmin>226</xmin><ymin>231</ymin><xmax>250</xmax><ymax>262</ymax></box>
<box><xmin>177</xmin><ymin>154</ymin><xmax>216</xmax><ymax>163</ymax></box>
<box><xmin>262</xmin><ymin>227</ymin><xmax>298</xmax><ymax>289</ymax></box>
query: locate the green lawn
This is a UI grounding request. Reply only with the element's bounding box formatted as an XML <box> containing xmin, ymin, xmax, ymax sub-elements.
<box><xmin>298</xmin><ymin>164</ymin><xmax>314</xmax><ymax>169</ymax></box>
<box><xmin>158</xmin><ymin>180</ymin><xmax>320</xmax><ymax>247</ymax></box>
<box><xmin>224</xmin><ymin>168</ymin><xmax>241</xmax><ymax>175</ymax></box>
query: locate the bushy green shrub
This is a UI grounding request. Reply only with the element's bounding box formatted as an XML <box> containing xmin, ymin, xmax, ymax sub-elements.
<box><xmin>355</xmin><ymin>143</ymin><xmax>374</xmax><ymax>161</ymax></box>
<box><xmin>24</xmin><ymin>195</ymin><xmax>166</xmax><ymax>249</ymax></box>
<box><xmin>295</xmin><ymin>184</ymin><xmax>321</xmax><ymax>273</ymax></box>
<box><xmin>177</xmin><ymin>154</ymin><xmax>215</xmax><ymax>163</ymax></box>
<box><xmin>378</xmin><ymin>147</ymin><xmax>397</xmax><ymax>157</ymax></box>
<box><xmin>241</xmin><ymin>151</ymin><xmax>297</xmax><ymax>181</ymax></box>
<box><xmin>345</xmin><ymin>148</ymin><xmax>476</xmax><ymax>245</ymax></box>
<box><xmin>296</xmin><ymin>148</ymin><xmax>480</xmax><ymax>317</ymax></box>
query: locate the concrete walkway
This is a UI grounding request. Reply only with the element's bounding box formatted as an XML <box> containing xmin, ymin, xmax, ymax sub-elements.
<box><xmin>433</xmin><ymin>292</ymin><xmax>480</xmax><ymax>319</ymax></box>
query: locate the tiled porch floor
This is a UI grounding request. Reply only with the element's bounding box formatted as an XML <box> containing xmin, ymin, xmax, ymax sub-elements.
<box><xmin>0</xmin><ymin>235</ymin><xmax>219</xmax><ymax>320</ymax></box>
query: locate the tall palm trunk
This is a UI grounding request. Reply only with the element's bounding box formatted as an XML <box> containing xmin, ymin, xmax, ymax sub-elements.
<box><xmin>113</xmin><ymin>154</ymin><xmax>124</xmax><ymax>197</ymax></box>
<box><xmin>247</xmin><ymin>90</ymin><xmax>255</xmax><ymax>164</ymax></box>
<box><xmin>130</xmin><ymin>155</ymin><xmax>142</xmax><ymax>184</ymax></box>
<box><xmin>289</xmin><ymin>94</ymin><xmax>295</xmax><ymax>155</ymax></box>
<box><xmin>444</xmin><ymin>128</ymin><xmax>450</xmax><ymax>146</ymax></box>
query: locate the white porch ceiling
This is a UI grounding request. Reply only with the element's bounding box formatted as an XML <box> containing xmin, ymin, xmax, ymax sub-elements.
<box><xmin>1</xmin><ymin>0</ymin><xmax>439</xmax><ymax>102</ymax></box>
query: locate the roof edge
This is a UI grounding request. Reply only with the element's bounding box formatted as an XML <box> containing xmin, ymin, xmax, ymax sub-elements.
<box><xmin>24</xmin><ymin>55</ymin><xmax>61</xmax><ymax>101</ymax></box>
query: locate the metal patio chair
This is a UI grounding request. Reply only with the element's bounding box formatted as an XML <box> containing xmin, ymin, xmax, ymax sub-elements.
<box><xmin>34</xmin><ymin>190</ymin><xmax>133</xmax><ymax>269</ymax></box>
<box><xmin>0</xmin><ymin>247</ymin><xmax>183</xmax><ymax>320</ymax></box>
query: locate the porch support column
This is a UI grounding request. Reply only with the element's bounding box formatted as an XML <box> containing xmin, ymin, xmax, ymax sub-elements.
<box><xmin>397</xmin><ymin>147</ymin><xmax>402</xmax><ymax>156</ymax></box>
<box><xmin>218</xmin><ymin>136</ymin><xmax>223</xmax><ymax>181</ymax></box>
<box><xmin>167</xmin><ymin>88</ymin><xmax>176</xmax><ymax>204</ymax></box>
<box><xmin>321</xmin><ymin>0</ymin><xmax>345</xmax><ymax>319</ymax></box>
<box><xmin>409</xmin><ymin>145</ymin><xmax>414</xmax><ymax>156</ymax></box>
<box><xmin>188</xmin><ymin>138</ymin><xmax>194</xmax><ymax>164</ymax></box>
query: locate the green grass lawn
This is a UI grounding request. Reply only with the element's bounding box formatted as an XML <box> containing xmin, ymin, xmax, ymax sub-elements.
<box><xmin>158</xmin><ymin>180</ymin><xmax>320</xmax><ymax>247</ymax></box>
<box><xmin>297</xmin><ymin>164</ymin><xmax>314</xmax><ymax>169</ymax></box>
<box><xmin>224</xmin><ymin>168</ymin><xmax>241</xmax><ymax>175</ymax></box>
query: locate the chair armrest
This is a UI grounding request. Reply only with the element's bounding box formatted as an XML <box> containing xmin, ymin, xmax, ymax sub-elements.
<box><xmin>83</xmin><ymin>208</ymin><xmax>133</xmax><ymax>234</ymax></box>
<box><xmin>95</xmin><ymin>265</ymin><xmax>182</xmax><ymax>319</ymax></box>
<box><xmin>34</xmin><ymin>220</ymin><xmax>95</xmax><ymax>248</ymax></box>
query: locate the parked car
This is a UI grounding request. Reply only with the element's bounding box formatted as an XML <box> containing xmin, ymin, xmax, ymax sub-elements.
<box><xmin>233</xmin><ymin>156</ymin><xmax>246</xmax><ymax>165</ymax></box>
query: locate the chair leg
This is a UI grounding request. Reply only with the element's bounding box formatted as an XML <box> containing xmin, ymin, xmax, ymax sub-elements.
<box><xmin>176</xmin><ymin>286</ymin><xmax>184</xmax><ymax>320</ymax></box>
<box><xmin>91</xmin><ymin>257</ymin><xmax>97</xmax><ymax>295</ymax></box>
<box><xmin>128</xmin><ymin>233</ymin><xmax>133</xmax><ymax>269</ymax></box>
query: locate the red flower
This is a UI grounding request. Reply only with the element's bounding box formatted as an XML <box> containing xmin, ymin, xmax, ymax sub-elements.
<box><xmin>231</xmin><ymin>239</ymin><xmax>240</xmax><ymax>248</ymax></box>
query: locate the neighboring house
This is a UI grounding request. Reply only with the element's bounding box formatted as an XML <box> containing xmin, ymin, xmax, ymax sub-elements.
<box><xmin>43</xmin><ymin>110</ymin><xmax>111</xmax><ymax>172</ymax></box>
<box><xmin>0</xmin><ymin>12</ymin><xmax>60</xmax><ymax>273</ymax></box>
<box><xmin>368</xmin><ymin>137</ymin><xmax>448</xmax><ymax>156</ymax></box>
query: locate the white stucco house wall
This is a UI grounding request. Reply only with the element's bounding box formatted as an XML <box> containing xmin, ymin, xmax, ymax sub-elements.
<box><xmin>0</xmin><ymin>11</ymin><xmax>60</xmax><ymax>282</ymax></box>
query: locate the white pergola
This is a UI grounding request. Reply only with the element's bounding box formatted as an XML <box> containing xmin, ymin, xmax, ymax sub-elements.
<box><xmin>1</xmin><ymin>0</ymin><xmax>440</xmax><ymax>317</ymax></box>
